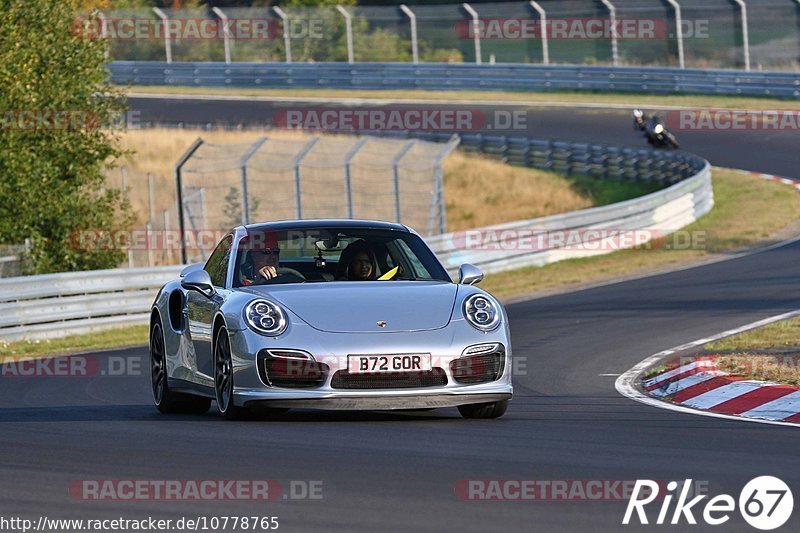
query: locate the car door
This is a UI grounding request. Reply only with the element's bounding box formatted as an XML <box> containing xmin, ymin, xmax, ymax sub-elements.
<box><xmin>187</xmin><ymin>235</ymin><xmax>233</xmax><ymax>385</ymax></box>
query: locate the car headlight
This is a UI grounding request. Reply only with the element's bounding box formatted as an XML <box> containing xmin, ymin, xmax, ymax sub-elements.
<box><xmin>654</xmin><ymin>123</ymin><xmax>664</xmax><ymax>134</ymax></box>
<box><xmin>245</xmin><ymin>299</ymin><xmax>287</xmax><ymax>336</ymax></box>
<box><xmin>463</xmin><ymin>294</ymin><xmax>501</xmax><ymax>331</ymax></box>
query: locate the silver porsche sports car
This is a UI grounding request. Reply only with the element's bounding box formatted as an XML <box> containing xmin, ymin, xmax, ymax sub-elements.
<box><xmin>149</xmin><ymin>220</ymin><xmax>512</xmax><ymax>419</ymax></box>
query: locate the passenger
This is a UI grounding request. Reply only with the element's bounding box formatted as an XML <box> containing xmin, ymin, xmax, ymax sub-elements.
<box><xmin>336</xmin><ymin>239</ymin><xmax>377</xmax><ymax>281</ymax></box>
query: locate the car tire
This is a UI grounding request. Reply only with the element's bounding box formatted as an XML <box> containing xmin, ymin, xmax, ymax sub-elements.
<box><xmin>150</xmin><ymin>321</ymin><xmax>211</xmax><ymax>414</ymax></box>
<box><xmin>457</xmin><ymin>400</ymin><xmax>508</xmax><ymax>419</ymax></box>
<box><xmin>214</xmin><ymin>326</ymin><xmax>245</xmax><ymax>420</ymax></box>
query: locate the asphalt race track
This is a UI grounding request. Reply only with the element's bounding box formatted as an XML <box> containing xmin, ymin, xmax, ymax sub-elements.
<box><xmin>1</xmin><ymin>96</ymin><xmax>798</xmax><ymax>532</ymax></box>
<box><xmin>128</xmin><ymin>95</ymin><xmax>800</xmax><ymax>178</ymax></box>
<box><xmin>3</xmin><ymin>240</ymin><xmax>800</xmax><ymax>532</ymax></box>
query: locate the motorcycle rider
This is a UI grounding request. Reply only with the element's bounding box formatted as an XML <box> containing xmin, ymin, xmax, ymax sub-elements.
<box><xmin>632</xmin><ymin>108</ymin><xmax>647</xmax><ymax>131</ymax></box>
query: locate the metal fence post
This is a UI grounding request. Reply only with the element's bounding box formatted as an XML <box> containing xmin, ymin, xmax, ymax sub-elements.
<box><xmin>432</xmin><ymin>135</ymin><xmax>460</xmax><ymax>235</ymax></box>
<box><xmin>175</xmin><ymin>138</ymin><xmax>204</xmax><ymax>264</ymax></box>
<box><xmin>343</xmin><ymin>138</ymin><xmax>368</xmax><ymax>218</ymax></box>
<box><xmin>732</xmin><ymin>0</ymin><xmax>750</xmax><ymax>71</ymax></box>
<box><xmin>96</xmin><ymin>11</ymin><xmax>109</xmax><ymax>60</ymax></box>
<box><xmin>529</xmin><ymin>1</ymin><xmax>549</xmax><ymax>65</ymax></box>
<box><xmin>146</xmin><ymin>222</ymin><xmax>155</xmax><ymax>266</ymax></box>
<box><xmin>664</xmin><ymin>0</ymin><xmax>685</xmax><ymax>68</ymax></box>
<box><xmin>599</xmin><ymin>0</ymin><xmax>618</xmax><ymax>66</ymax></box>
<box><xmin>152</xmin><ymin>7</ymin><xmax>172</xmax><ymax>64</ymax></box>
<box><xmin>399</xmin><ymin>5</ymin><xmax>419</xmax><ymax>64</ymax></box>
<box><xmin>392</xmin><ymin>140</ymin><xmax>416</xmax><ymax>224</ymax></box>
<box><xmin>272</xmin><ymin>7</ymin><xmax>292</xmax><ymax>63</ymax></box>
<box><xmin>336</xmin><ymin>6</ymin><xmax>355</xmax><ymax>64</ymax></box>
<box><xmin>163</xmin><ymin>209</ymin><xmax>171</xmax><ymax>264</ymax></box>
<box><xmin>239</xmin><ymin>137</ymin><xmax>268</xmax><ymax>225</ymax></box>
<box><xmin>292</xmin><ymin>137</ymin><xmax>320</xmax><ymax>219</ymax></box>
<box><xmin>148</xmin><ymin>173</ymin><xmax>156</xmax><ymax>224</ymax></box>
<box><xmin>462</xmin><ymin>3</ymin><xmax>481</xmax><ymax>64</ymax></box>
<box><xmin>211</xmin><ymin>7</ymin><xmax>232</xmax><ymax>64</ymax></box>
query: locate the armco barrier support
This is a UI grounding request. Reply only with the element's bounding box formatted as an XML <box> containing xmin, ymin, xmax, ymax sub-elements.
<box><xmin>109</xmin><ymin>62</ymin><xmax>800</xmax><ymax>99</ymax></box>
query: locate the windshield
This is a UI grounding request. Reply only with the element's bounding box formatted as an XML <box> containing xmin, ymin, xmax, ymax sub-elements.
<box><xmin>233</xmin><ymin>227</ymin><xmax>450</xmax><ymax>287</ymax></box>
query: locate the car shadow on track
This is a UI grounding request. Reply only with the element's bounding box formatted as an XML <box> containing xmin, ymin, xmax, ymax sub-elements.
<box><xmin>0</xmin><ymin>405</ymin><xmax>461</xmax><ymax>423</ymax></box>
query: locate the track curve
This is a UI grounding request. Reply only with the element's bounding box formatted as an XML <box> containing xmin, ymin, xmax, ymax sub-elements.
<box><xmin>2</xmin><ymin>240</ymin><xmax>799</xmax><ymax>531</ymax></box>
<box><xmin>128</xmin><ymin>95</ymin><xmax>800</xmax><ymax>178</ymax></box>
<box><xmin>2</xmin><ymin>96</ymin><xmax>798</xmax><ymax>532</ymax></box>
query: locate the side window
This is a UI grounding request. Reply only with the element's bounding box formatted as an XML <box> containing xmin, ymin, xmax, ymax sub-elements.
<box><xmin>204</xmin><ymin>235</ymin><xmax>233</xmax><ymax>287</ymax></box>
<box><xmin>392</xmin><ymin>239</ymin><xmax>433</xmax><ymax>278</ymax></box>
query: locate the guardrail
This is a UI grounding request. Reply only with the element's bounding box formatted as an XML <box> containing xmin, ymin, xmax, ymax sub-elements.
<box><xmin>0</xmin><ymin>266</ymin><xmax>181</xmax><ymax>342</ymax></box>
<box><xmin>429</xmin><ymin>161</ymin><xmax>712</xmax><ymax>274</ymax></box>
<box><xmin>0</xmin><ymin>135</ymin><xmax>711</xmax><ymax>342</ymax></box>
<box><xmin>110</xmin><ymin>61</ymin><xmax>800</xmax><ymax>98</ymax></box>
<box><xmin>386</xmin><ymin>130</ymin><xmax>704</xmax><ymax>184</ymax></box>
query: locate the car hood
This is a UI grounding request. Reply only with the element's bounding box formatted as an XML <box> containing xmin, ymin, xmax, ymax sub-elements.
<box><xmin>241</xmin><ymin>281</ymin><xmax>458</xmax><ymax>333</ymax></box>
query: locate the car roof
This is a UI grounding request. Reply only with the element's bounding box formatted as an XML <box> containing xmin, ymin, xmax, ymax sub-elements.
<box><xmin>243</xmin><ymin>219</ymin><xmax>410</xmax><ymax>233</ymax></box>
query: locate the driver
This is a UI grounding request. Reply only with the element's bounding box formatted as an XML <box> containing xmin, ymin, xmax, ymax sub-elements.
<box><xmin>240</xmin><ymin>231</ymin><xmax>283</xmax><ymax>285</ymax></box>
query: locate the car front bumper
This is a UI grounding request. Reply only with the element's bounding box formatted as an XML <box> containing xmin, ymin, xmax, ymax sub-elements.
<box><xmin>227</xmin><ymin>318</ymin><xmax>514</xmax><ymax>410</ymax></box>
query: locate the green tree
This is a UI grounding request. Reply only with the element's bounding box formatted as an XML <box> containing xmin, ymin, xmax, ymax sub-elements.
<box><xmin>0</xmin><ymin>0</ymin><xmax>133</xmax><ymax>274</ymax></box>
<box><xmin>223</xmin><ymin>187</ymin><xmax>261</xmax><ymax>228</ymax></box>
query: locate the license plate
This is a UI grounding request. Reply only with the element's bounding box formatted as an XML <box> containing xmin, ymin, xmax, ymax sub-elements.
<box><xmin>348</xmin><ymin>354</ymin><xmax>432</xmax><ymax>374</ymax></box>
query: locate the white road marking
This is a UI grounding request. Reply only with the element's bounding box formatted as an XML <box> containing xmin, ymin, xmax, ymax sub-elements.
<box><xmin>643</xmin><ymin>359</ymin><xmax>715</xmax><ymax>387</ymax></box>
<box><xmin>741</xmin><ymin>390</ymin><xmax>800</xmax><ymax>421</ymax></box>
<box><xmin>615</xmin><ymin>309</ymin><xmax>800</xmax><ymax>428</ymax></box>
<box><xmin>648</xmin><ymin>371</ymin><xmax>725</xmax><ymax>397</ymax></box>
<box><xmin>682</xmin><ymin>381</ymin><xmax>764</xmax><ymax>409</ymax></box>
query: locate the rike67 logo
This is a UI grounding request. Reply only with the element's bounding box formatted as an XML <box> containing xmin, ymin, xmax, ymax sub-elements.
<box><xmin>623</xmin><ymin>477</ymin><xmax>793</xmax><ymax>530</ymax></box>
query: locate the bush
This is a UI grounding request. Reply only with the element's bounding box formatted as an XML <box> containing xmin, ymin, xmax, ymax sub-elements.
<box><xmin>0</xmin><ymin>0</ymin><xmax>133</xmax><ymax>274</ymax></box>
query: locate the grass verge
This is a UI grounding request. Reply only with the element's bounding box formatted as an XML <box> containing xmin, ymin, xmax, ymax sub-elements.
<box><xmin>0</xmin><ymin>325</ymin><xmax>149</xmax><ymax>362</ymax></box>
<box><xmin>714</xmin><ymin>354</ymin><xmax>800</xmax><ymax>387</ymax></box>
<box><xmin>124</xmin><ymin>86</ymin><xmax>800</xmax><ymax>111</ymax></box>
<box><xmin>702</xmin><ymin>316</ymin><xmax>800</xmax><ymax>386</ymax></box>
<box><xmin>481</xmin><ymin>168</ymin><xmax>800</xmax><ymax>298</ymax></box>
<box><xmin>706</xmin><ymin>317</ymin><xmax>800</xmax><ymax>351</ymax></box>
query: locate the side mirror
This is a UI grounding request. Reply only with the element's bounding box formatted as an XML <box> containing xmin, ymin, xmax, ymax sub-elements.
<box><xmin>179</xmin><ymin>262</ymin><xmax>204</xmax><ymax>278</ymax></box>
<box><xmin>181</xmin><ymin>269</ymin><xmax>215</xmax><ymax>298</ymax></box>
<box><xmin>459</xmin><ymin>263</ymin><xmax>484</xmax><ymax>286</ymax></box>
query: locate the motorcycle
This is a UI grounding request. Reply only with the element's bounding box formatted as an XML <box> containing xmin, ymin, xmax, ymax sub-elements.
<box><xmin>632</xmin><ymin>109</ymin><xmax>680</xmax><ymax>149</ymax></box>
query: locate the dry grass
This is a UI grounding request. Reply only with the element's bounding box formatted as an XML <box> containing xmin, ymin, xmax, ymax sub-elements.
<box><xmin>705</xmin><ymin>317</ymin><xmax>800</xmax><ymax>351</ymax></box>
<box><xmin>481</xmin><ymin>168</ymin><xmax>800</xmax><ymax>298</ymax></box>
<box><xmin>715</xmin><ymin>355</ymin><xmax>800</xmax><ymax>387</ymax></box>
<box><xmin>113</xmin><ymin>128</ymin><xmax>613</xmax><ymax>233</ymax></box>
<box><xmin>442</xmin><ymin>151</ymin><xmax>593</xmax><ymax>230</ymax></box>
<box><xmin>112</xmin><ymin>128</ymin><xmax>311</xmax><ymax>228</ymax></box>
<box><xmin>0</xmin><ymin>325</ymin><xmax>149</xmax><ymax>360</ymax></box>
